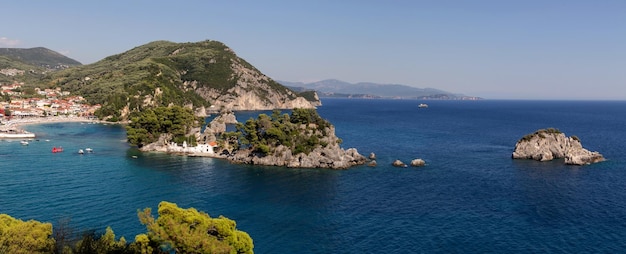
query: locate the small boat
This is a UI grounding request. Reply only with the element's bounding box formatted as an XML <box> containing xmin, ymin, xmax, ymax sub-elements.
<box><xmin>85</xmin><ymin>148</ymin><xmax>93</xmax><ymax>153</ymax></box>
<box><xmin>20</xmin><ymin>140</ymin><xmax>29</xmax><ymax>145</ymax></box>
<box><xmin>418</xmin><ymin>103</ymin><xmax>429</xmax><ymax>108</ymax></box>
<box><xmin>78</xmin><ymin>149</ymin><xmax>84</xmax><ymax>154</ymax></box>
<box><xmin>52</xmin><ymin>146</ymin><xmax>64</xmax><ymax>153</ymax></box>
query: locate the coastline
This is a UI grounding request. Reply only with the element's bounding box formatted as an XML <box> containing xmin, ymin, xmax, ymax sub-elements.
<box><xmin>1</xmin><ymin>116</ymin><xmax>111</xmax><ymax>130</ymax></box>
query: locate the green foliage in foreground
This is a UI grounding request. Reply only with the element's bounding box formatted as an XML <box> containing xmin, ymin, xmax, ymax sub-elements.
<box><xmin>126</xmin><ymin>105</ymin><xmax>201</xmax><ymax>147</ymax></box>
<box><xmin>223</xmin><ymin>108</ymin><xmax>335</xmax><ymax>156</ymax></box>
<box><xmin>0</xmin><ymin>201</ymin><xmax>253</xmax><ymax>254</ymax></box>
<box><xmin>0</xmin><ymin>214</ymin><xmax>55</xmax><ymax>253</ymax></box>
<box><xmin>137</xmin><ymin>201</ymin><xmax>253</xmax><ymax>254</ymax></box>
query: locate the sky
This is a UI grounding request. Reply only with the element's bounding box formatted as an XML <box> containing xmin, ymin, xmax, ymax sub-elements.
<box><xmin>2</xmin><ymin>0</ymin><xmax>625</xmax><ymax>100</ymax></box>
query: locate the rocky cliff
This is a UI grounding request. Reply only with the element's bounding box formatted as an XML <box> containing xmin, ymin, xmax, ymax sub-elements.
<box><xmin>512</xmin><ymin>128</ymin><xmax>605</xmax><ymax>165</ymax></box>
<box><xmin>193</xmin><ymin>47</ymin><xmax>316</xmax><ymax>111</ymax></box>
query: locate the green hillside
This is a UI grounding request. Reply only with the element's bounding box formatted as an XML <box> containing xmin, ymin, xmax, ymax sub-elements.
<box><xmin>41</xmin><ymin>40</ymin><xmax>306</xmax><ymax>120</ymax></box>
<box><xmin>0</xmin><ymin>47</ymin><xmax>81</xmax><ymax>68</ymax></box>
<box><xmin>0</xmin><ymin>55</ymin><xmax>48</xmax><ymax>84</ymax></box>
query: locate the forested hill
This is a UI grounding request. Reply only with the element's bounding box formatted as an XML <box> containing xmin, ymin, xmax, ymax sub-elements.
<box><xmin>1</xmin><ymin>47</ymin><xmax>82</xmax><ymax>84</ymax></box>
<box><xmin>41</xmin><ymin>40</ymin><xmax>317</xmax><ymax>120</ymax></box>
<box><xmin>0</xmin><ymin>47</ymin><xmax>81</xmax><ymax>69</ymax></box>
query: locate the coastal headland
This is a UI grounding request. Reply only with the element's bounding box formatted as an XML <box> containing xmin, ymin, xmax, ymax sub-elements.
<box><xmin>130</xmin><ymin>107</ymin><xmax>368</xmax><ymax>169</ymax></box>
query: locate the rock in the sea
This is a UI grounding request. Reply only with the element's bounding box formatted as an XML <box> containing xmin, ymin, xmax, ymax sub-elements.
<box><xmin>564</xmin><ymin>150</ymin><xmax>605</xmax><ymax>165</ymax></box>
<box><xmin>368</xmin><ymin>160</ymin><xmax>377</xmax><ymax>167</ymax></box>
<box><xmin>410</xmin><ymin>158</ymin><xmax>426</xmax><ymax>167</ymax></box>
<box><xmin>512</xmin><ymin>128</ymin><xmax>605</xmax><ymax>165</ymax></box>
<box><xmin>369</xmin><ymin>152</ymin><xmax>376</xmax><ymax>160</ymax></box>
<box><xmin>392</xmin><ymin>160</ymin><xmax>407</xmax><ymax>167</ymax></box>
<box><xmin>224</xmin><ymin>109</ymin><xmax>367</xmax><ymax>169</ymax></box>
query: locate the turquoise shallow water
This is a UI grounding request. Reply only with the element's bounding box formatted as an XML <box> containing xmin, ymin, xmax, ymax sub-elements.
<box><xmin>1</xmin><ymin>99</ymin><xmax>626</xmax><ymax>253</ymax></box>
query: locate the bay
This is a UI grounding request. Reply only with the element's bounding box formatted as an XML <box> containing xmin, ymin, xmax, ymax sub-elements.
<box><xmin>1</xmin><ymin>99</ymin><xmax>626</xmax><ymax>253</ymax></box>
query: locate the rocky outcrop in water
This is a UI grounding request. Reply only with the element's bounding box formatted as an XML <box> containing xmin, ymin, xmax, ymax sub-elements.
<box><xmin>217</xmin><ymin>108</ymin><xmax>367</xmax><ymax>169</ymax></box>
<box><xmin>410</xmin><ymin>159</ymin><xmax>426</xmax><ymax>167</ymax></box>
<box><xmin>512</xmin><ymin>128</ymin><xmax>605</xmax><ymax>165</ymax></box>
<box><xmin>227</xmin><ymin>125</ymin><xmax>366</xmax><ymax>169</ymax></box>
<box><xmin>368</xmin><ymin>160</ymin><xmax>377</xmax><ymax>167</ymax></box>
<box><xmin>141</xmin><ymin>108</ymin><xmax>366</xmax><ymax>169</ymax></box>
<box><xmin>392</xmin><ymin>160</ymin><xmax>407</xmax><ymax>167</ymax></box>
<box><xmin>229</xmin><ymin>144</ymin><xmax>366</xmax><ymax>169</ymax></box>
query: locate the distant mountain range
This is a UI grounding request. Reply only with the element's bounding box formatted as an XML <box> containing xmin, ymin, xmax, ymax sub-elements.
<box><xmin>279</xmin><ymin>79</ymin><xmax>481</xmax><ymax>100</ymax></box>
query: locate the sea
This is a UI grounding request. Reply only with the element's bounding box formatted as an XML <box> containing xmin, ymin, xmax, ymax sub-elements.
<box><xmin>1</xmin><ymin>99</ymin><xmax>626</xmax><ymax>253</ymax></box>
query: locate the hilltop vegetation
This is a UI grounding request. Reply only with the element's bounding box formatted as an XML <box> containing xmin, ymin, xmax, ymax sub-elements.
<box><xmin>0</xmin><ymin>47</ymin><xmax>81</xmax><ymax>86</ymax></box>
<box><xmin>0</xmin><ymin>47</ymin><xmax>81</xmax><ymax>69</ymax></box>
<box><xmin>224</xmin><ymin>108</ymin><xmax>333</xmax><ymax>156</ymax></box>
<box><xmin>2</xmin><ymin>40</ymin><xmax>318</xmax><ymax>121</ymax></box>
<box><xmin>0</xmin><ymin>201</ymin><xmax>253</xmax><ymax>254</ymax></box>
<box><xmin>0</xmin><ymin>56</ymin><xmax>48</xmax><ymax>84</ymax></box>
<box><xmin>43</xmin><ymin>41</ymin><xmax>222</xmax><ymax>119</ymax></box>
<box><xmin>38</xmin><ymin>40</ymin><xmax>314</xmax><ymax>120</ymax></box>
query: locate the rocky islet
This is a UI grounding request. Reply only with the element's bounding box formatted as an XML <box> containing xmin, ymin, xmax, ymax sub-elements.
<box><xmin>512</xmin><ymin>128</ymin><xmax>605</xmax><ymax>165</ymax></box>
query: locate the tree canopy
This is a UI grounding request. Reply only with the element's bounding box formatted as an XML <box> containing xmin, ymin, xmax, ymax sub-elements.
<box><xmin>126</xmin><ymin>105</ymin><xmax>201</xmax><ymax>147</ymax></box>
<box><xmin>224</xmin><ymin>108</ymin><xmax>335</xmax><ymax>156</ymax></box>
<box><xmin>137</xmin><ymin>201</ymin><xmax>253</xmax><ymax>254</ymax></box>
<box><xmin>0</xmin><ymin>201</ymin><xmax>253</xmax><ymax>254</ymax></box>
<box><xmin>0</xmin><ymin>214</ymin><xmax>55</xmax><ymax>254</ymax></box>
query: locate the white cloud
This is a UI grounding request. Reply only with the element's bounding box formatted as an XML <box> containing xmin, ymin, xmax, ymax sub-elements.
<box><xmin>0</xmin><ymin>37</ymin><xmax>21</xmax><ymax>47</ymax></box>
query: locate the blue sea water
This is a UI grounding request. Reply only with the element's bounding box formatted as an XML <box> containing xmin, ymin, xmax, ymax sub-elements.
<box><xmin>1</xmin><ymin>99</ymin><xmax>626</xmax><ymax>253</ymax></box>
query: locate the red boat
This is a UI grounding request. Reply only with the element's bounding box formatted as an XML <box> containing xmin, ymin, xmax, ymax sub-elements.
<box><xmin>52</xmin><ymin>147</ymin><xmax>63</xmax><ymax>153</ymax></box>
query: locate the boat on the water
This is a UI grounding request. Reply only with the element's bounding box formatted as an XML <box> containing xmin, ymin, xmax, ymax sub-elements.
<box><xmin>418</xmin><ymin>103</ymin><xmax>429</xmax><ymax>108</ymax></box>
<box><xmin>85</xmin><ymin>148</ymin><xmax>93</xmax><ymax>153</ymax></box>
<box><xmin>20</xmin><ymin>140</ymin><xmax>29</xmax><ymax>145</ymax></box>
<box><xmin>52</xmin><ymin>146</ymin><xmax>63</xmax><ymax>153</ymax></box>
<box><xmin>78</xmin><ymin>149</ymin><xmax>84</xmax><ymax>154</ymax></box>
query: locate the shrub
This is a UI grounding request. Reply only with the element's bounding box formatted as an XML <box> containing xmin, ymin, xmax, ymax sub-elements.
<box><xmin>137</xmin><ymin>201</ymin><xmax>253</xmax><ymax>254</ymax></box>
<box><xmin>0</xmin><ymin>214</ymin><xmax>55</xmax><ymax>253</ymax></box>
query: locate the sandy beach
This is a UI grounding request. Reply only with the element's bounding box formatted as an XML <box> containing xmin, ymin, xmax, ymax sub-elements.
<box><xmin>0</xmin><ymin>116</ymin><xmax>110</xmax><ymax>131</ymax></box>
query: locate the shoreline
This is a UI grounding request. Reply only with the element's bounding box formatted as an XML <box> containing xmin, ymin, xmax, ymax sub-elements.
<box><xmin>1</xmin><ymin>116</ymin><xmax>112</xmax><ymax>130</ymax></box>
